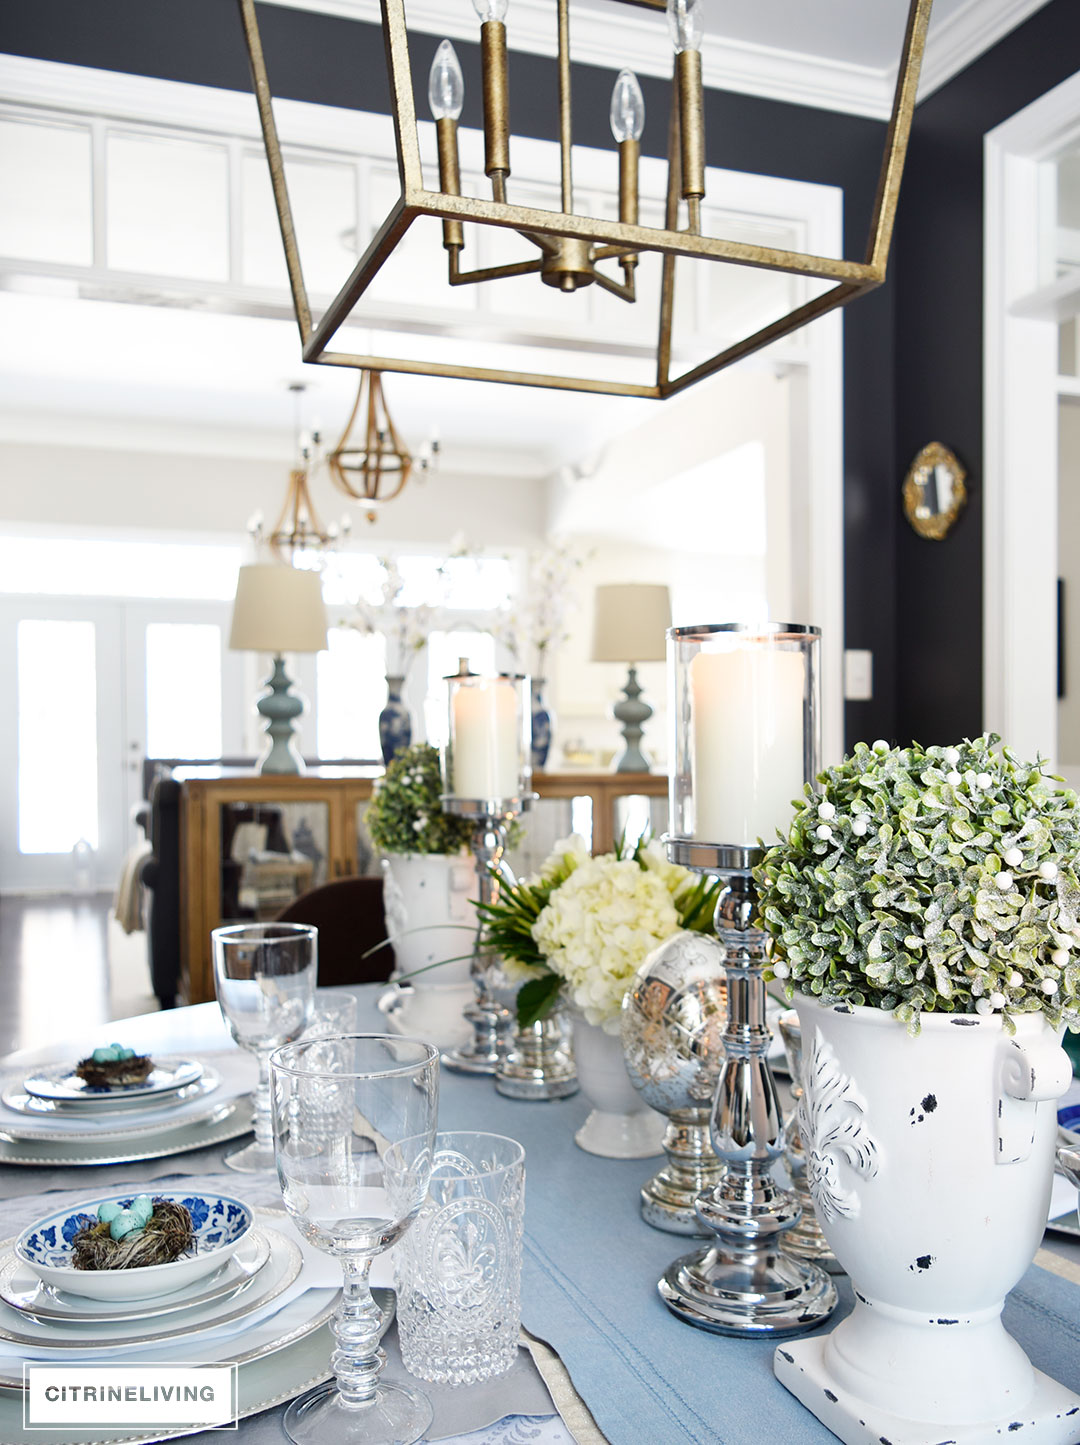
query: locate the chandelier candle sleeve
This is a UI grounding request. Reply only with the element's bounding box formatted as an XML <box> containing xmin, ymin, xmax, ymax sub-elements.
<box><xmin>430</xmin><ymin>42</ymin><xmax>465</xmax><ymax>253</ymax></box>
<box><xmin>447</xmin><ymin>671</ymin><xmax>527</xmax><ymax>801</ymax></box>
<box><xmin>475</xmin><ymin>0</ymin><xmax>511</xmax><ymax>195</ymax></box>
<box><xmin>667</xmin><ymin>0</ymin><xmax>705</xmax><ymax>225</ymax></box>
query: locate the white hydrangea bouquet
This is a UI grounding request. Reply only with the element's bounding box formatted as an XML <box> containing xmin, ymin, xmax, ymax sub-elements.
<box><xmin>478</xmin><ymin>834</ymin><xmax>718</xmax><ymax>1032</ymax></box>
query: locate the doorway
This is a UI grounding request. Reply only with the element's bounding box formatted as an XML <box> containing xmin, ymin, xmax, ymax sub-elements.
<box><xmin>985</xmin><ymin>69</ymin><xmax>1080</xmax><ymax>783</ymax></box>
<box><xmin>0</xmin><ymin>595</ymin><xmax>242</xmax><ymax>892</ymax></box>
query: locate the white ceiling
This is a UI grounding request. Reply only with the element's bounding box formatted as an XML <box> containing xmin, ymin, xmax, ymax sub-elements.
<box><xmin>0</xmin><ymin>292</ymin><xmax>649</xmax><ymax>476</ymax></box>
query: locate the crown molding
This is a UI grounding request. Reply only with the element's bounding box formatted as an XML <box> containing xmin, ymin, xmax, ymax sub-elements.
<box><xmin>258</xmin><ymin>0</ymin><xmax>892</xmax><ymax>118</ymax></box>
<box><xmin>255</xmin><ymin>0</ymin><xmax>1059</xmax><ymax>121</ymax></box>
<box><xmin>913</xmin><ymin>0</ymin><xmax>1053</xmax><ymax>103</ymax></box>
<box><xmin>0</xmin><ymin>0</ymin><xmax>1059</xmax><ymax>126</ymax></box>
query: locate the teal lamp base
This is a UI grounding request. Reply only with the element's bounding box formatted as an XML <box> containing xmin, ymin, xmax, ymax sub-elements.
<box><xmin>257</xmin><ymin>655</ymin><xmax>305</xmax><ymax>775</ymax></box>
<box><xmin>612</xmin><ymin>664</ymin><xmax>653</xmax><ymax>773</ymax></box>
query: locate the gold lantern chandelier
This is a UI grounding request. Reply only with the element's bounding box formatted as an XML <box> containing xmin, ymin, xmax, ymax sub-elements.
<box><xmin>237</xmin><ymin>0</ymin><xmax>932</xmax><ymax>400</ymax></box>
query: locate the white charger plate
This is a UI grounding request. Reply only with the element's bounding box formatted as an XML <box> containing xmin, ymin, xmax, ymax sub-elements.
<box><xmin>0</xmin><ymin>1097</ymin><xmax>253</xmax><ymax>1166</ymax></box>
<box><xmin>0</xmin><ymin>1222</ymin><xmax>300</xmax><ymax>1352</ymax></box>
<box><xmin>22</xmin><ymin>1059</ymin><xmax>204</xmax><ymax>1107</ymax></box>
<box><xmin>0</xmin><ymin>1229</ymin><xmax>272</xmax><ymax>1325</ymax></box>
<box><xmin>0</xmin><ymin>1069</ymin><xmax>224</xmax><ymax>1142</ymax></box>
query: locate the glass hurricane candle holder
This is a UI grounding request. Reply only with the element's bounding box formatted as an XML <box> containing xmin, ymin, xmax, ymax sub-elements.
<box><xmin>659</xmin><ymin>623</ymin><xmax>836</xmax><ymax>1338</ymax></box>
<box><xmin>440</xmin><ymin>663</ymin><xmax>535</xmax><ymax>1075</ymax></box>
<box><xmin>443</xmin><ymin>662</ymin><xmax>531</xmax><ymax>807</ymax></box>
<box><xmin>668</xmin><ymin>622</ymin><xmax>819</xmax><ymax>850</ymax></box>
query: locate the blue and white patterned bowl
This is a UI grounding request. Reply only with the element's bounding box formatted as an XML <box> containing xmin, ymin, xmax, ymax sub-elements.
<box><xmin>15</xmin><ymin>1191</ymin><xmax>253</xmax><ymax>1302</ymax></box>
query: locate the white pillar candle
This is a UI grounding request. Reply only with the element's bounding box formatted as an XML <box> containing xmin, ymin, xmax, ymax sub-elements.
<box><xmin>690</xmin><ymin>647</ymin><xmax>806</xmax><ymax>845</ymax></box>
<box><xmin>451</xmin><ymin>680</ymin><xmax>521</xmax><ymax>799</ymax></box>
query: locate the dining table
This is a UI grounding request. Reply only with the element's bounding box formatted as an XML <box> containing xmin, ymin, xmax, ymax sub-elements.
<box><xmin>3</xmin><ymin>985</ymin><xmax>1080</xmax><ymax>1445</ymax></box>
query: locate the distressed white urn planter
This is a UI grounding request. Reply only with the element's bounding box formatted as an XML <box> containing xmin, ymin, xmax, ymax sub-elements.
<box><xmin>381</xmin><ymin>853</ymin><xmax>476</xmax><ymax>1049</ymax></box>
<box><xmin>774</xmin><ymin>992</ymin><xmax>1080</xmax><ymax>1444</ymax></box>
<box><xmin>572</xmin><ymin>1016</ymin><xmax>666</xmax><ymax>1159</ymax></box>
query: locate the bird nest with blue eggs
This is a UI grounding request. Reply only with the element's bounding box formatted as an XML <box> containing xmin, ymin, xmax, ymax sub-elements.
<box><xmin>71</xmin><ymin>1196</ymin><xmax>195</xmax><ymax>1271</ymax></box>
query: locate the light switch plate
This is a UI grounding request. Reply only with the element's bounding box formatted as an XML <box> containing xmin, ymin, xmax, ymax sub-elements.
<box><xmin>844</xmin><ymin>649</ymin><xmax>873</xmax><ymax>701</ymax></box>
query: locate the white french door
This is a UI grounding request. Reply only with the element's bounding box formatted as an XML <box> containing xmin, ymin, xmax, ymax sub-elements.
<box><xmin>0</xmin><ymin>598</ymin><xmax>126</xmax><ymax>892</ymax></box>
<box><xmin>0</xmin><ymin>595</ymin><xmax>244</xmax><ymax>893</ymax></box>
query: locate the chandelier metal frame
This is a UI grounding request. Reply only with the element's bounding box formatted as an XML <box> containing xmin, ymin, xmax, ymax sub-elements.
<box><xmin>237</xmin><ymin>0</ymin><xmax>932</xmax><ymax>400</ymax></box>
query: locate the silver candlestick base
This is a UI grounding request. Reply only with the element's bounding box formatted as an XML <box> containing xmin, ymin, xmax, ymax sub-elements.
<box><xmin>495</xmin><ymin>1009</ymin><xmax>578</xmax><ymax>1101</ymax></box>
<box><xmin>641</xmin><ymin>1108</ymin><xmax>722</xmax><ymax>1234</ymax></box>
<box><xmin>775</xmin><ymin>1009</ymin><xmax>842</xmax><ymax>1273</ymax></box>
<box><xmin>440</xmin><ymin>796</ymin><xmax>533</xmax><ymax>1076</ymax></box>
<box><xmin>657</xmin><ymin>840</ymin><xmax>837</xmax><ymax>1337</ymax></box>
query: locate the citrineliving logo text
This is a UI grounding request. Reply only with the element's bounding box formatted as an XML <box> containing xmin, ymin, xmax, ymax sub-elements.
<box><xmin>24</xmin><ymin>1364</ymin><xmax>239</xmax><ymax>1428</ymax></box>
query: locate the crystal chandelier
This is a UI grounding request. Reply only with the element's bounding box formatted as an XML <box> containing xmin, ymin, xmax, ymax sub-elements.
<box><xmin>237</xmin><ymin>0</ymin><xmax>932</xmax><ymax>398</ymax></box>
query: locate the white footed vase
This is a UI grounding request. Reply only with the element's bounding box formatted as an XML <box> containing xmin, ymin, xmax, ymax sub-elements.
<box><xmin>381</xmin><ymin>853</ymin><xmax>476</xmax><ymax>1050</ymax></box>
<box><xmin>774</xmin><ymin>992</ymin><xmax>1080</xmax><ymax>1444</ymax></box>
<box><xmin>572</xmin><ymin>1016</ymin><xmax>666</xmax><ymax>1159</ymax></box>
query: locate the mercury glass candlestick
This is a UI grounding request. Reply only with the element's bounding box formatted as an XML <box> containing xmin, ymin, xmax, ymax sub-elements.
<box><xmin>441</xmin><ymin>663</ymin><xmax>533</xmax><ymax>1075</ymax></box>
<box><xmin>658</xmin><ymin>623</ymin><xmax>836</xmax><ymax>1337</ymax></box>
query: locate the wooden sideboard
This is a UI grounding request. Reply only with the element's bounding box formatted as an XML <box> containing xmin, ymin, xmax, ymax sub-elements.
<box><xmin>177</xmin><ymin>767</ymin><xmax>668</xmax><ymax>1004</ymax></box>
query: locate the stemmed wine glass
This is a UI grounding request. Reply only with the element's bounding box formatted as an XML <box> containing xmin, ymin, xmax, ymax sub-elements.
<box><xmin>270</xmin><ymin>1035</ymin><xmax>439</xmax><ymax>1445</ymax></box>
<box><xmin>211</xmin><ymin>922</ymin><xmax>318</xmax><ymax>1173</ymax></box>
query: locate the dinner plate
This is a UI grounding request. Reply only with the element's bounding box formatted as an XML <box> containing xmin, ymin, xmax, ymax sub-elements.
<box><xmin>2</xmin><ymin>1068</ymin><xmax>221</xmax><ymax>1121</ymax></box>
<box><xmin>0</xmin><ymin>1071</ymin><xmax>225</xmax><ymax>1142</ymax></box>
<box><xmin>22</xmin><ymin>1058</ymin><xmax>204</xmax><ymax>1107</ymax></box>
<box><xmin>0</xmin><ymin>1097</ymin><xmax>253</xmax><ymax>1166</ymax></box>
<box><xmin>0</xmin><ymin>1222</ymin><xmax>301</xmax><ymax>1351</ymax></box>
<box><xmin>0</xmin><ymin>1228</ymin><xmax>272</xmax><ymax>1323</ymax></box>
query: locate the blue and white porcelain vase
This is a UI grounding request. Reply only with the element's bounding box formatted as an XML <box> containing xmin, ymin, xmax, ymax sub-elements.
<box><xmin>530</xmin><ymin>678</ymin><xmax>553</xmax><ymax>771</ymax></box>
<box><xmin>378</xmin><ymin>675</ymin><xmax>412</xmax><ymax>765</ymax></box>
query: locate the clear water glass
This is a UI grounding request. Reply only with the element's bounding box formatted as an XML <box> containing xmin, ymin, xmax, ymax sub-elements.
<box><xmin>393</xmin><ymin>1130</ymin><xmax>525</xmax><ymax>1386</ymax></box>
<box><xmin>271</xmin><ymin>1034</ymin><xmax>439</xmax><ymax>1445</ymax></box>
<box><xmin>211</xmin><ymin>922</ymin><xmax>317</xmax><ymax>1173</ymax></box>
<box><xmin>302</xmin><ymin>988</ymin><xmax>359</xmax><ymax>1040</ymax></box>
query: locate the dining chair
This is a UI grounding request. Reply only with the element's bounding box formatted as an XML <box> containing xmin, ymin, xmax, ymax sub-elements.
<box><xmin>276</xmin><ymin>876</ymin><xmax>395</xmax><ymax>987</ymax></box>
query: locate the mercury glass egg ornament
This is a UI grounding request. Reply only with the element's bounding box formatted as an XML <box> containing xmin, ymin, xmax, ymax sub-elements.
<box><xmin>621</xmin><ymin>931</ymin><xmax>727</xmax><ymax>1234</ymax></box>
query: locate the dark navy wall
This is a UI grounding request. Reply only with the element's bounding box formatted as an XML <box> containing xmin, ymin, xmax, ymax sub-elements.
<box><xmin>892</xmin><ymin>0</ymin><xmax>1080</xmax><ymax>748</ymax></box>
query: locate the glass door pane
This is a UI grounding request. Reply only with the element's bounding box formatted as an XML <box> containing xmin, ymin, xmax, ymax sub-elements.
<box><xmin>0</xmin><ymin>599</ymin><xmax>125</xmax><ymax>892</ymax></box>
<box><xmin>316</xmin><ymin>628</ymin><xmax>385</xmax><ymax>761</ymax></box>
<box><xmin>145</xmin><ymin>622</ymin><xmax>223</xmax><ymax>759</ymax></box>
<box><xmin>16</xmin><ymin>619</ymin><xmax>99</xmax><ymax>854</ymax></box>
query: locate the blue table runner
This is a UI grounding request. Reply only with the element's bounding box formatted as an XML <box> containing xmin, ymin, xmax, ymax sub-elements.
<box><xmin>356</xmin><ymin>989</ymin><xmax>1080</xmax><ymax>1445</ymax></box>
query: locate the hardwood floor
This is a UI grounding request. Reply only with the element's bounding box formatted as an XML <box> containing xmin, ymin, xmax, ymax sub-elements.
<box><xmin>0</xmin><ymin>894</ymin><xmax>158</xmax><ymax>1057</ymax></box>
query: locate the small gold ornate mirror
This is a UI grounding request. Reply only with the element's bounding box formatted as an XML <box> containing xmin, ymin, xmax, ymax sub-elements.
<box><xmin>902</xmin><ymin>442</ymin><xmax>967</xmax><ymax>540</ymax></box>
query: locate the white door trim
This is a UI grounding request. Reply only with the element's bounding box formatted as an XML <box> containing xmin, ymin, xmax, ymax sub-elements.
<box><xmin>984</xmin><ymin>70</ymin><xmax>1080</xmax><ymax>765</ymax></box>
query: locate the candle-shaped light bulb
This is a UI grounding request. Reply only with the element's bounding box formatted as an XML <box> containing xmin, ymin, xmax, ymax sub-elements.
<box><xmin>428</xmin><ymin>39</ymin><xmax>464</xmax><ymax>120</ymax></box>
<box><xmin>666</xmin><ymin>0</ymin><xmax>703</xmax><ymax>53</ymax></box>
<box><xmin>472</xmin><ymin>0</ymin><xmax>508</xmax><ymax>20</ymax></box>
<box><xmin>609</xmin><ymin>69</ymin><xmax>645</xmax><ymax>144</ymax></box>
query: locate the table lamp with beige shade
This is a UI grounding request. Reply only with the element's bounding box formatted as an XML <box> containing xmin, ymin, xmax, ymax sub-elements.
<box><xmin>591</xmin><ymin>583</ymin><xmax>671</xmax><ymax>772</ymax></box>
<box><xmin>229</xmin><ymin>563</ymin><xmax>328</xmax><ymax>775</ymax></box>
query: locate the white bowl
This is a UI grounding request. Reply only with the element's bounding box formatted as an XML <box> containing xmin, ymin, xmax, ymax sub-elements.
<box><xmin>15</xmin><ymin>1190</ymin><xmax>253</xmax><ymax>1301</ymax></box>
